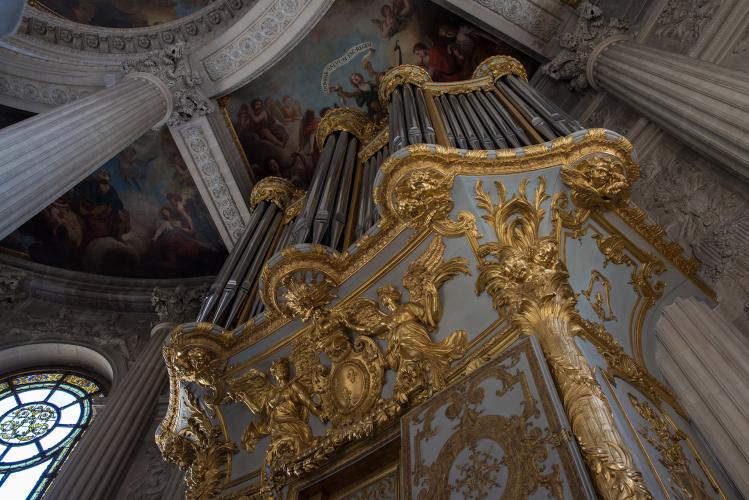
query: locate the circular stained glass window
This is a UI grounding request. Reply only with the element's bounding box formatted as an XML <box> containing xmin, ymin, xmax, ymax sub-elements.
<box><xmin>0</xmin><ymin>370</ymin><xmax>103</xmax><ymax>500</ymax></box>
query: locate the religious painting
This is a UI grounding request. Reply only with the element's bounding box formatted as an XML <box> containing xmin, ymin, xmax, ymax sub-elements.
<box><xmin>0</xmin><ymin>116</ymin><xmax>227</xmax><ymax>279</ymax></box>
<box><xmin>34</xmin><ymin>0</ymin><xmax>211</xmax><ymax>28</ymax></box>
<box><xmin>224</xmin><ymin>0</ymin><xmax>538</xmax><ymax>186</ymax></box>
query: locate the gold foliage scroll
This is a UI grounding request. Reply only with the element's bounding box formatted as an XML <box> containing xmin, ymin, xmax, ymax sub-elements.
<box><xmin>231</xmin><ymin>236</ymin><xmax>471</xmax><ymax>491</ymax></box>
<box><xmin>465</xmin><ymin>177</ymin><xmax>653</xmax><ymax>500</ymax></box>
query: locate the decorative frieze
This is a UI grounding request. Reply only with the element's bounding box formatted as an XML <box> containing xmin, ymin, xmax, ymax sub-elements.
<box><xmin>18</xmin><ymin>0</ymin><xmax>249</xmax><ymax>56</ymax></box>
<box><xmin>152</xmin><ymin>285</ymin><xmax>208</xmax><ymax>324</ymax></box>
<box><xmin>0</xmin><ymin>73</ymin><xmax>92</xmax><ymax>106</ymax></box>
<box><xmin>651</xmin><ymin>0</ymin><xmax>722</xmax><ymax>54</ymax></box>
<box><xmin>469</xmin><ymin>0</ymin><xmax>562</xmax><ymax>42</ymax></box>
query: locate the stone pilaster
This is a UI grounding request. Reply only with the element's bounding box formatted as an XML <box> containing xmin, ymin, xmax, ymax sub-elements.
<box><xmin>45</xmin><ymin>322</ymin><xmax>173</xmax><ymax>499</ymax></box>
<box><xmin>656</xmin><ymin>297</ymin><xmax>749</xmax><ymax>497</ymax></box>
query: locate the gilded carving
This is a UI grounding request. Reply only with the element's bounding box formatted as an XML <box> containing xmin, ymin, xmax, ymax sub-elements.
<box><xmin>467</xmin><ymin>177</ymin><xmax>652</xmax><ymax>499</ymax></box>
<box><xmin>378</xmin><ymin>64</ymin><xmax>432</xmax><ymax>108</ymax></box>
<box><xmin>581</xmin><ymin>269</ymin><xmax>616</xmax><ymax>321</ymax></box>
<box><xmin>561</xmin><ymin>155</ymin><xmax>639</xmax><ymax>210</ymax></box>
<box><xmin>157</xmin><ymin>390</ymin><xmax>237</xmax><ymax>500</ymax></box>
<box><xmin>224</xmin><ymin>358</ymin><xmax>321</xmax><ymax>468</ymax></box>
<box><xmin>471</xmin><ymin>54</ymin><xmax>528</xmax><ymax>81</ymax></box>
<box><xmin>249</xmin><ymin>176</ymin><xmax>305</xmax><ymax>211</ymax></box>
<box><xmin>628</xmin><ymin>394</ymin><xmax>711</xmax><ymax>499</ymax></box>
<box><xmin>315</xmin><ymin>107</ymin><xmax>378</xmax><ymax>150</ymax></box>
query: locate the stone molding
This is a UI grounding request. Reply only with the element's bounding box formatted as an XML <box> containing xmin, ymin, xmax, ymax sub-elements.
<box><xmin>152</xmin><ymin>285</ymin><xmax>207</xmax><ymax>324</ymax></box>
<box><xmin>172</xmin><ymin>118</ymin><xmax>250</xmax><ymax>247</ymax></box>
<box><xmin>16</xmin><ymin>1</ymin><xmax>252</xmax><ymax>56</ymax></box>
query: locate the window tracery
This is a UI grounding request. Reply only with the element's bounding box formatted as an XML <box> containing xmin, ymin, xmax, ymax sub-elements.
<box><xmin>0</xmin><ymin>370</ymin><xmax>102</xmax><ymax>499</ymax></box>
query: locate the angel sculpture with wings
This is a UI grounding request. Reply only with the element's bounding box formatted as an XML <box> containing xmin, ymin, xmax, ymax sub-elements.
<box><xmin>225</xmin><ymin>357</ymin><xmax>320</xmax><ymax>468</ymax></box>
<box><xmin>346</xmin><ymin>236</ymin><xmax>470</xmax><ymax>403</ymax></box>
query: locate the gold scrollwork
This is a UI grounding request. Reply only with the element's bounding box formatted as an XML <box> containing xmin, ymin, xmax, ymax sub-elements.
<box><xmin>628</xmin><ymin>393</ymin><xmax>712</xmax><ymax>499</ymax></box>
<box><xmin>378</xmin><ymin>64</ymin><xmax>432</xmax><ymax>108</ymax></box>
<box><xmin>249</xmin><ymin>176</ymin><xmax>305</xmax><ymax>211</ymax></box>
<box><xmin>471</xmin><ymin>54</ymin><xmax>529</xmax><ymax>81</ymax></box>
<box><xmin>465</xmin><ymin>177</ymin><xmax>652</xmax><ymax>499</ymax></box>
<box><xmin>357</xmin><ymin>127</ymin><xmax>388</xmax><ymax>163</ymax></box>
<box><xmin>581</xmin><ymin>269</ymin><xmax>617</xmax><ymax>321</ymax></box>
<box><xmin>157</xmin><ymin>390</ymin><xmax>237</xmax><ymax>500</ymax></box>
<box><xmin>315</xmin><ymin>107</ymin><xmax>378</xmax><ymax>150</ymax></box>
<box><xmin>560</xmin><ymin>154</ymin><xmax>639</xmax><ymax>210</ymax></box>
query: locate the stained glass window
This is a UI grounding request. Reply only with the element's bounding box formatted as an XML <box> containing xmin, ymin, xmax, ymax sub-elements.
<box><xmin>0</xmin><ymin>370</ymin><xmax>103</xmax><ymax>499</ymax></box>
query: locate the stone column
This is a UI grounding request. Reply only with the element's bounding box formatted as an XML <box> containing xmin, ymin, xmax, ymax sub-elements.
<box><xmin>587</xmin><ymin>36</ymin><xmax>749</xmax><ymax>181</ymax></box>
<box><xmin>656</xmin><ymin>297</ymin><xmax>749</xmax><ymax>497</ymax></box>
<box><xmin>46</xmin><ymin>322</ymin><xmax>173</xmax><ymax>499</ymax></box>
<box><xmin>0</xmin><ymin>73</ymin><xmax>171</xmax><ymax>239</ymax></box>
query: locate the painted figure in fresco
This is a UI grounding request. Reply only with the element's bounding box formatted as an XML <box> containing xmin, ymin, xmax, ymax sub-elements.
<box><xmin>237</xmin><ymin>100</ymin><xmax>288</xmax><ymax>148</ymax></box>
<box><xmin>76</xmin><ymin>169</ymin><xmax>130</xmax><ymax>243</ymax></box>
<box><xmin>151</xmin><ymin>206</ymin><xmax>206</xmax><ymax>268</ymax></box>
<box><xmin>371</xmin><ymin>0</ymin><xmax>413</xmax><ymax>38</ymax></box>
<box><xmin>331</xmin><ymin>53</ymin><xmax>386</xmax><ymax>121</ymax></box>
<box><xmin>412</xmin><ymin>40</ymin><xmax>463</xmax><ymax>82</ymax></box>
<box><xmin>116</xmin><ymin>146</ymin><xmax>146</xmax><ymax>192</ymax></box>
<box><xmin>279</xmin><ymin>95</ymin><xmax>303</xmax><ymax>151</ymax></box>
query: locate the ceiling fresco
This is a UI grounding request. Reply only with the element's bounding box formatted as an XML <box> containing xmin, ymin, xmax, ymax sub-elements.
<box><xmin>35</xmin><ymin>0</ymin><xmax>213</xmax><ymax>28</ymax></box>
<box><xmin>0</xmin><ymin>105</ymin><xmax>227</xmax><ymax>279</ymax></box>
<box><xmin>224</xmin><ymin>0</ymin><xmax>539</xmax><ymax>186</ymax></box>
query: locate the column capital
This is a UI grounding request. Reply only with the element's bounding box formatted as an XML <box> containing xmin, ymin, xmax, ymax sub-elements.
<box><xmin>123</xmin><ymin>43</ymin><xmax>213</xmax><ymax>127</ymax></box>
<box><xmin>541</xmin><ymin>1</ymin><xmax>630</xmax><ymax>91</ymax></box>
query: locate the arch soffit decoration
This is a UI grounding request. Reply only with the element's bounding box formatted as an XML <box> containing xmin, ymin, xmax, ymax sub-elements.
<box><xmin>0</xmin><ymin>342</ymin><xmax>115</xmax><ymax>386</ymax></box>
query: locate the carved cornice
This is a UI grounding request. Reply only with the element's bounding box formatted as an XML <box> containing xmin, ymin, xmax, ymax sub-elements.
<box><xmin>314</xmin><ymin>108</ymin><xmax>377</xmax><ymax>151</ymax></box>
<box><xmin>249</xmin><ymin>176</ymin><xmax>305</xmax><ymax>211</ymax></box>
<box><xmin>17</xmin><ymin>1</ymin><xmax>251</xmax><ymax>56</ymax></box>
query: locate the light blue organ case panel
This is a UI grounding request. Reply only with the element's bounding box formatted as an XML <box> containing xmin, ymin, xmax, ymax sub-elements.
<box><xmin>400</xmin><ymin>336</ymin><xmax>596</xmax><ymax>499</ymax></box>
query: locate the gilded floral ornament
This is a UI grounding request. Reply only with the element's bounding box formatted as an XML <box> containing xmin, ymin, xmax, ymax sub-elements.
<box><xmin>467</xmin><ymin>177</ymin><xmax>652</xmax><ymax>499</ymax></box>
<box><xmin>378</xmin><ymin>64</ymin><xmax>432</xmax><ymax>107</ymax></box>
<box><xmin>471</xmin><ymin>54</ymin><xmax>528</xmax><ymax>81</ymax></box>
<box><xmin>158</xmin><ymin>390</ymin><xmax>237</xmax><ymax>500</ymax></box>
<box><xmin>249</xmin><ymin>176</ymin><xmax>305</xmax><ymax>211</ymax></box>
<box><xmin>378</xmin><ymin>160</ymin><xmax>456</xmax><ymax>226</ymax></box>
<box><xmin>315</xmin><ymin>107</ymin><xmax>377</xmax><ymax>150</ymax></box>
<box><xmin>561</xmin><ymin>155</ymin><xmax>639</xmax><ymax>209</ymax></box>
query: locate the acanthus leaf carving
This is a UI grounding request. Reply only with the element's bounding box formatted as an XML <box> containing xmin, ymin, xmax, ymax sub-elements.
<box><xmin>123</xmin><ymin>43</ymin><xmax>212</xmax><ymax>126</ymax></box>
<box><xmin>653</xmin><ymin>0</ymin><xmax>721</xmax><ymax>53</ymax></box>
<box><xmin>152</xmin><ymin>284</ymin><xmax>208</xmax><ymax>324</ymax></box>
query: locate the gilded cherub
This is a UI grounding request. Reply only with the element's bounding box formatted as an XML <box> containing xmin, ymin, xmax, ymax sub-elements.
<box><xmin>225</xmin><ymin>358</ymin><xmax>320</xmax><ymax>467</ymax></box>
<box><xmin>560</xmin><ymin>156</ymin><xmax>637</xmax><ymax>208</ymax></box>
<box><xmin>345</xmin><ymin>236</ymin><xmax>471</xmax><ymax>403</ymax></box>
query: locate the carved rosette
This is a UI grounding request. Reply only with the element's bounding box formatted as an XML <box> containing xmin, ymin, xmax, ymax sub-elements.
<box><xmin>378</xmin><ymin>64</ymin><xmax>431</xmax><ymax>108</ymax></box>
<box><xmin>471</xmin><ymin>55</ymin><xmax>528</xmax><ymax>81</ymax></box>
<box><xmin>469</xmin><ymin>178</ymin><xmax>652</xmax><ymax>499</ymax></box>
<box><xmin>249</xmin><ymin>176</ymin><xmax>304</xmax><ymax>211</ymax></box>
<box><xmin>561</xmin><ymin>154</ymin><xmax>639</xmax><ymax>210</ymax></box>
<box><xmin>314</xmin><ymin>107</ymin><xmax>377</xmax><ymax>150</ymax></box>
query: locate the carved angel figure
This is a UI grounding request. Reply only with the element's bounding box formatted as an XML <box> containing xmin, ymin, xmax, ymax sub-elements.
<box><xmin>347</xmin><ymin>236</ymin><xmax>470</xmax><ymax>403</ymax></box>
<box><xmin>226</xmin><ymin>358</ymin><xmax>320</xmax><ymax>466</ymax></box>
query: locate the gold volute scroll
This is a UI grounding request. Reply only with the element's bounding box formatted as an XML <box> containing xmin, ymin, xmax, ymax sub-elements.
<box><xmin>249</xmin><ymin>176</ymin><xmax>305</xmax><ymax>211</ymax></box>
<box><xmin>315</xmin><ymin>107</ymin><xmax>377</xmax><ymax>150</ymax></box>
<box><xmin>471</xmin><ymin>54</ymin><xmax>529</xmax><ymax>81</ymax></box>
<box><xmin>467</xmin><ymin>177</ymin><xmax>653</xmax><ymax>499</ymax></box>
<box><xmin>377</xmin><ymin>64</ymin><xmax>432</xmax><ymax>107</ymax></box>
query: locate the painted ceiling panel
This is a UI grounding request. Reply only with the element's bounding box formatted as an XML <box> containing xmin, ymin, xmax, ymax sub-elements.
<box><xmin>0</xmin><ymin>105</ymin><xmax>227</xmax><ymax>279</ymax></box>
<box><xmin>35</xmin><ymin>0</ymin><xmax>213</xmax><ymax>28</ymax></box>
<box><xmin>224</xmin><ymin>0</ymin><xmax>539</xmax><ymax>186</ymax></box>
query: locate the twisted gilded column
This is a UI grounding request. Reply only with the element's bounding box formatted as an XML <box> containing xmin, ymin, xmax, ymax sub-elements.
<box><xmin>587</xmin><ymin>36</ymin><xmax>749</xmax><ymax>181</ymax></box>
<box><xmin>46</xmin><ymin>322</ymin><xmax>173</xmax><ymax>499</ymax></box>
<box><xmin>0</xmin><ymin>72</ymin><xmax>171</xmax><ymax>239</ymax></box>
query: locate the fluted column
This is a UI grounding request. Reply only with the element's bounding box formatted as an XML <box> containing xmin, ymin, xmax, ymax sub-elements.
<box><xmin>0</xmin><ymin>72</ymin><xmax>171</xmax><ymax>239</ymax></box>
<box><xmin>656</xmin><ymin>297</ymin><xmax>749</xmax><ymax>497</ymax></box>
<box><xmin>46</xmin><ymin>322</ymin><xmax>173</xmax><ymax>499</ymax></box>
<box><xmin>587</xmin><ymin>36</ymin><xmax>749</xmax><ymax>181</ymax></box>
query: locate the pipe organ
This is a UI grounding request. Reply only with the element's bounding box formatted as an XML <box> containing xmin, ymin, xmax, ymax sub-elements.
<box><xmin>158</xmin><ymin>57</ymin><xmax>737</xmax><ymax>499</ymax></box>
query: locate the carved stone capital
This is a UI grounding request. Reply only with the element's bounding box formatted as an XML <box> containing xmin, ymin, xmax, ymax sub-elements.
<box><xmin>152</xmin><ymin>284</ymin><xmax>207</xmax><ymax>323</ymax></box>
<box><xmin>541</xmin><ymin>1</ymin><xmax>630</xmax><ymax>91</ymax></box>
<box><xmin>123</xmin><ymin>43</ymin><xmax>212</xmax><ymax>126</ymax></box>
